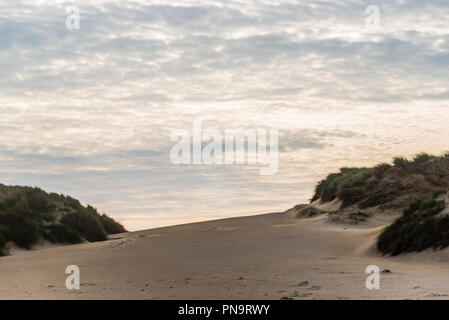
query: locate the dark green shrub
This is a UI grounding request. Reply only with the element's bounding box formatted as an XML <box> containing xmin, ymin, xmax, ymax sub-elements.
<box><xmin>0</xmin><ymin>213</ymin><xmax>40</xmax><ymax>249</ymax></box>
<box><xmin>339</xmin><ymin>168</ymin><xmax>372</xmax><ymax>188</ymax></box>
<box><xmin>0</xmin><ymin>184</ymin><xmax>126</xmax><ymax>254</ymax></box>
<box><xmin>373</xmin><ymin>163</ymin><xmax>392</xmax><ymax>179</ymax></box>
<box><xmin>61</xmin><ymin>210</ymin><xmax>107</xmax><ymax>242</ymax></box>
<box><xmin>339</xmin><ymin>187</ymin><xmax>365</xmax><ymax>208</ymax></box>
<box><xmin>43</xmin><ymin>224</ymin><xmax>82</xmax><ymax>244</ymax></box>
<box><xmin>378</xmin><ymin>198</ymin><xmax>448</xmax><ymax>255</ymax></box>
<box><xmin>24</xmin><ymin>188</ymin><xmax>53</xmax><ymax>212</ymax></box>
<box><xmin>99</xmin><ymin>214</ymin><xmax>127</xmax><ymax>234</ymax></box>
<box><xmin>311</xmin><ymin>167</ymin><xmax>372</xmax><ymax>204</ymax></box>
<box><xmin>393</xmin><ymin>157</ymin><xmax>410</xmax><ymax>169</ymax></box>
<box><xmin>413</xmin><ymin>152</ymin><xmax>436</xmax><ymax>164</ymax></box>
<box><xmin>321</xmin><ymin>182</ymin><xmax>338</xmax><ymax>202</ymax></box>
<box><xmin>0</xmin><ymin>225</ymin><xmax>8</xmax><ymax>255</ymax></box>
<box><xmin>312</xmin><ymin>173</ymin><xmax>340</xmax><ymax>202</ymax></box>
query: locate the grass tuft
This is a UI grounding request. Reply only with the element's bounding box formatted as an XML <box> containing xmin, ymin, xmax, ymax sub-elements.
<box><xmin>296</xmin><ymin>207</ymin><xmax>324</xmax><ymax>218</ymax></box>
<box><xmin>393</xmin><ymin>156</ymin><xmax>410</xmax><ymax>169</ymax></box>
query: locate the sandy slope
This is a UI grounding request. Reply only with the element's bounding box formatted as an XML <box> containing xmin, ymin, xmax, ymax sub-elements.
<box><xmin>2</xmin><ymin>211</ymin><xmax>449</xmax><ymax>299</ymax></box>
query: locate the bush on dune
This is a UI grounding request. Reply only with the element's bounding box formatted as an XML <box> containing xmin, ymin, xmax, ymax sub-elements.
<box><xmin>43</xmin><ymin>224</ymin><xmax>83</xmax><ymax>244</ymax></box>
<box><xmin>0</xmin><ymin>213</ymin><xmax>41</xmax><ymax>249</ymax></box>
<box><xmin>377</xmin><ymin>193</ymin><xmax>449</xmax><ymax>256</ymax></box>
<box><xmin>311</xmin><ymin>167</ymin><xmax>373</xmax><ymax>206</ymax></box>
<box><xmin>0</xmin><ymin>184</ymin><xmax>127</xmax><ymax>255</ymax></box>
<box><xmin>413</xmin><ymin>152</ymin><xmax>437</xmax><ymax>165</ymax></box>
<box><xmin>311</xmin><ymin>151</ymin><xmax>449</xmax><ymax>210</ymax></box>
<box><xmin>393</xmin><ymin>156</ymin><xmax>410</xmax><ymax>169</ymax></box>
<box><xmin>61</xmin><ymin>207</ymin><xmax>107</xmax><ymax>242</ymax></box>
<box><xmin>99</xmin><ymin>214</ymin><xmax>127</xmax><ymax>234</ymax></box>
<box><xmin>0</xmin><ymin>226</ymin><xmax>9</xmax><ymax>256</ymax></box>
<box><xmin>305</xmin><ymin>151</ymin><xmax>449</xmax><ymax>255</ymax></box>
<box><xmin>373</xmin><ymin>163</ymin><xmax>392</xmax><ymax>179</ymax></box>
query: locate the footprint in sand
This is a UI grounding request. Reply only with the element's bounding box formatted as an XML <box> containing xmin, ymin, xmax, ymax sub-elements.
<box><xmin>427</xmin><ymin>293</ymin><xmax>448</xmax><ymax>297</ymax></box>
<box><xmin>308</xmin><ymin>285</ymin><xmax>321</xmax><ymax>290</ymax></box>
<box><xmin>80</xmin><ymin>282</ymin><xmax>96</xmax><ymax>287</ymax></box>
<box><xmin>96</xmin><ymin>237</ymin><xmax>135</xmax><ymax>249</ymax></box>
<box><xmin>298</xmin><ymin>281</ymin><xmax>309</xmax><ymax>287</ymax></box>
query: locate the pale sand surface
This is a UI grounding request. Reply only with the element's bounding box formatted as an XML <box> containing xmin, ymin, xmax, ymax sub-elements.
<box><xmin>2</xmin><ymin>211</ymin><xmax>449</xmax><ymax>299</ymax></box>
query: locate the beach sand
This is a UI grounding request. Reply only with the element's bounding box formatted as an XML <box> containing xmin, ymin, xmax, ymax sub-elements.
<box><xmin>2</xmin><ymin>210</ymin><xmax>449</xmax><ymax>299</ymax></box>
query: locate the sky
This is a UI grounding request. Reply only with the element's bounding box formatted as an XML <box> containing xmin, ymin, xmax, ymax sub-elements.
<box><xmin>1</xmin><ymin>0</ymin><xmax>449</xmax><ymax>230</ymax></box>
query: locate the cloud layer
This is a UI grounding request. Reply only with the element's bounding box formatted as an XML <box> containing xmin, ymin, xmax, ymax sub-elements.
<box><xmin>1</xmin><ymin>0</ymin><xmax>449</xmax><ymax>230</ymax></box>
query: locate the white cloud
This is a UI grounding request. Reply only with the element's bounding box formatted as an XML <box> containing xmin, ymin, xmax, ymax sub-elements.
<box><xmin>1</xmin><ymin>0</ymin><xmax>449</xmax><ymax>229</ymax></box>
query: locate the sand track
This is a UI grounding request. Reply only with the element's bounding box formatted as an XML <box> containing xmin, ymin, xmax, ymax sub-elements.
<box><xmin>1</xmin><ymin>211</ymin><xmax>449</xmax><ymax>299</ymax></box>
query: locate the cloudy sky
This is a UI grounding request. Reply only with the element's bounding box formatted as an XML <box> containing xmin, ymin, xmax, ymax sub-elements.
<box><xmin>1</xmin><ymin>0</ymin><xmax>449</xmax><ymax>230</ymax></box>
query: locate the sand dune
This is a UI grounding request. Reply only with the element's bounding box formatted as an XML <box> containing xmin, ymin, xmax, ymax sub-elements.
<box><xmin>2</xmin><ymin>211</ymin><xmax>449</xmax><ymax>299</ymax></box>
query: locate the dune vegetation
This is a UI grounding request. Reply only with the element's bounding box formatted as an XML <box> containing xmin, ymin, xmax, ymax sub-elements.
<box><xmin>377</xmin><ymin>192</ymin><xmax>449</xmax><ymax>255</ymax></box>
<box><xmin>0</xmin><ymin>184</ymin><xmax>126</xmax><ymax>256</ymax></box>
<box><xmin>309</xmin><ymin>152</ymin><xmax>449</xmax><ymax>255</ymax></box>
<box><xmin>311</xmin><ymin>152</ymin><xmax>449</xmax><ymax>210</ymax></box>
<box><xmin>295</xmin><ymin>206</ymin><xmax>325</xmax><ymax>218</ymax></box>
